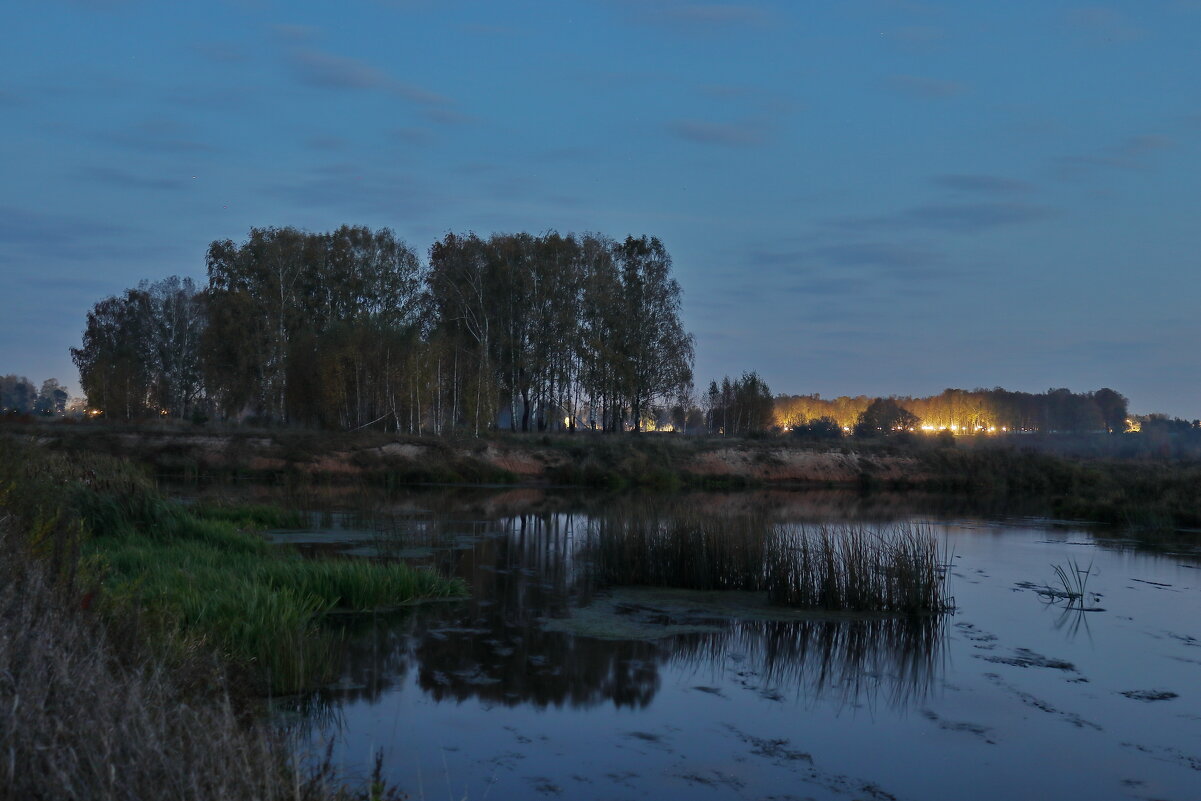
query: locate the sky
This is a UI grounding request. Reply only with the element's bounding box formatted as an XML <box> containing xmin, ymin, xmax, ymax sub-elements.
<box><xmin>2</xmin><ymin>0</ymin><xmax>1199</xmax><ymax>417</ymax></box>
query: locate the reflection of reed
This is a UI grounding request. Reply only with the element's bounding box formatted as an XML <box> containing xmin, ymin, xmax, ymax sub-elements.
<box><xmin>669</xmin><ymin>615</ymin><xmax>947</xmax><ymax>709</ymax></box>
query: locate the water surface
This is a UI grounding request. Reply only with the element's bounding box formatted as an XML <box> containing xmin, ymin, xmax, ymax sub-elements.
<box><xmin>238</xmin><ymin>487</ymin><xmax>1201</xmax><ymax>800</ymax></box>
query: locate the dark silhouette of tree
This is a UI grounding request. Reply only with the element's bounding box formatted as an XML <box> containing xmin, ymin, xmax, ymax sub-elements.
<box><xmin>855</xmin><ymin>398</ymin><xmax>920</xmax><ymax>436</ymax></box>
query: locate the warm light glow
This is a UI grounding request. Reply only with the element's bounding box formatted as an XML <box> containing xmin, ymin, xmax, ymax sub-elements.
<box><xmin>1125</xmin><ymin>418</ymin><xmax>1141</xmax><ymax>433</ymax></box>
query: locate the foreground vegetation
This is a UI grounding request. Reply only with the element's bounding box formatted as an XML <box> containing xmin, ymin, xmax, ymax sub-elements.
<box><xmin>0</xmin><ymin>439</ymin><xmax>463</xmax><ymax>799</ymax></box>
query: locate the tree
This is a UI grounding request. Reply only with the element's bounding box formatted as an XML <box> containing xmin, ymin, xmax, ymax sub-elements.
<box><xmin>34</xmin><ymin>379</ymin><xmax>68</xmax><ymax>416</ymax></box>
<box><xmin>1092</xmin><ymin>388</ymin><xmax>1129</xmax><ymax>433</ymax></box>
<box><xmin>72</xmin><ymin>289</ymin><xmax>156</xmax><ymax>420</ymax></box>
<box><xmin>854</xmin><ymin>398</ymin><xmax>919</xmax><ymax>436</ymax></box>
<box><xmin>612</xmin><ymin>236</ymin><xmax>694</xmax><ymax>432</ymax></box>
<box><xmin>0</xmin><ymin>375</ymin><xmax>38</xmax><ymax>414</ymax></box>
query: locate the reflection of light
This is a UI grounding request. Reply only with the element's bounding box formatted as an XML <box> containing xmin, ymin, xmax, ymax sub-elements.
<box><xmin>842</xmin><ymin>426</ymin><xmax>851</xmax><ymax>432</ymax></box>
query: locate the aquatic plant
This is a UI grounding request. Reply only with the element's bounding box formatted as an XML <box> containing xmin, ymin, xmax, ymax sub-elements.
<box><xmin>1050</xmin><ymin>559</ymin><xmax>1093</xmax><ymax>607</ymax></box>
<box><xmin>582</xmin><ymin>512</ymin><xmax>950</xmax><ymax>614</ymax></box>
<box><xmin>765</xmin><ymin>524</ymin><xmax>950</xmax><ymax>613</ymax></box>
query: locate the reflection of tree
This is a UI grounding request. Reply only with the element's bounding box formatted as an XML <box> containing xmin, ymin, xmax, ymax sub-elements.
<box><xmin>315</xmin><ymin>508</ymin><xmax>945</xmax><ymax>712</ymax></box>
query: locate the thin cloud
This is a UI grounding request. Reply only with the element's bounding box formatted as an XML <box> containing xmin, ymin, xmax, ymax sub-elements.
<box><xmin>271</xmin><ymin>23</ymin><xmax>320</xmax><ymax>43</ymax></box>
<box><xmin>838</xmin><ymin>202</ymin><xmax>1054</xmax><ymax>233</ymax></box>
<box><xmin>609</xmin><ymin>1</ymin><xmax>767</xmax><ymax>32</ymax></box>
<box><xmin>80</xmin><ymin>166</ymin><xmax>188</xmax><ymax>191</ymax></box>
<box><xmin>283</xmin><ymin>46</ymin><xmax>453</xmax><ymax>108</ymax></box>
<box><xmin>100</xmin><ymin>119</ymin><xmax>217</xmax><ymax>155</ymax></box>
<box><xmin>267</xmin><ymin>165</ymin><xmax>447</xmax><ymax>220</ymax></box>
<box><xmin>897</xmin><ymin>202</ymin><xmax>1051</xmax><ymax>231</ymax></box>
<box><xmin>812</xmin><ymin>242</ymin><xmax>943</xmax><ymax>273</ymax></box>
<box><xmin>191</xmin><ymin>42</ymin><xmax>249</xmax><ymax>64</ymax></box>
<box><xmin>883</xmin><ymin>25</ymin><xmax>946</xmax><ymax>46</ymax></box>
<box><xmin>666</xmin><ymin>118</ymin><xmax>765</xmax><ymax>147</ymax></box>
<box><xmin>1053</xmin><ymin>133</ymin><xmax>1174</xmax><ymax>180</ymax></box>
<box><xmin>883</xmin><ymin>74</ymin><xmax>967</xmax><ymax>99</ymax></box>
<box><xmin>391</xmin><ymin>127</ymin><xmax>435</xmax><ymax>145</ymax></box>
<box><xmin>1065</xmin><ymin>7</ymin><xmax>1147</xmax><ymax>44</ymax></box>
<box><xmin>934</xmin><ymin>174</ymin><xmax>1034</xmax><ymax>195</ymax></box>
<box><xmin>303</xmin><ymin>135</ymin><xmax>347</xmax><ymax>151</ymax></box>
<box><xmin>423</xmin><ymin>107</ymin><xmax>477</xmax><ymax>126</ymax></box>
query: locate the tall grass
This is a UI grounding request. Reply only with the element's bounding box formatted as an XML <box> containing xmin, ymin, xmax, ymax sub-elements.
<box><xmin>583</xmin><ymin>512</ymin><xmax>950</xmax><ymax>614</ymax></box>
<box><xmin>99</xmin><ymin>530</ymin><xmax>466</xmax><ymax>693</ymax></box>
<box><xmin>0</xmin><ymin>444</ymin><xmax>410</xmax><ymax>800</ymax></box>
<box><xmin>0</xmin><ymin>437</ymin><xmax>467</xmax><ymax>694</ymax></box>
<box><xmin>765</xmin><ymin>524</ymin><xmax>949</xmax><ymax>613</ymax></box>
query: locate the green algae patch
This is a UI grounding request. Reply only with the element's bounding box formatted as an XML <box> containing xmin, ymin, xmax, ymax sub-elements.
<box><xmin>541</xmin><ymin>586</ymin><xmax>896</xmax><ymax>641</ymax></box>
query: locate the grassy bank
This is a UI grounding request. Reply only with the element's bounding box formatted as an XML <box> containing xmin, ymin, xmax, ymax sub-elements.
<box><xmin>6</xmin><ymin>445</ymin><xmax>468</xmax><ymax>693</ymax></box>
<box><xmin>914</xmin><ymin>447</ymin><xmax>1201</xmax><ymax>529</ymax></box>
<box><xmin>0</xmin><ymin>439</ymin><xmax>466</xmax><ymax>798</ymax></box>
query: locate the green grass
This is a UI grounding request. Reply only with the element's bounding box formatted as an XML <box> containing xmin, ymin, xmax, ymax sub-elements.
<box><xmin>189</xmin><ymin>500</ymin><xmax>308</xmax><ymax>529</ymax></box>
<box><xmin>0</xmin><ymin>438</ymin><xmax>466</xmax><ymax>693</ymax></box>
<box><xmin>95</xmin><ymin>522</ymin><xmax>465</xmax><ymax>693</ymax></box>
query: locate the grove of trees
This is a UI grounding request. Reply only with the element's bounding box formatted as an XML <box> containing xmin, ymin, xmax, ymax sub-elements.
<box><xmin>0</xmin><ymin>376</ymin><xmax>68</xmax><ymax>417</ymax></box>
<box><xmin>72</xmin><ymin>226</ymin><xmax>695</xmax><ymax>433</ymax></box>
<box><xmin>775</xmin><ymin>386</ymin><xmax>1132</xmax><ymax>435</ymax></box>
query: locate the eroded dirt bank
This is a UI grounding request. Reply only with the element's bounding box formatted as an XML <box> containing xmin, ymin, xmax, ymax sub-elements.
<box><xmin>15</xmin><ymin>426</ymin><xmax>931</xmax><ymax>488</ymax></box>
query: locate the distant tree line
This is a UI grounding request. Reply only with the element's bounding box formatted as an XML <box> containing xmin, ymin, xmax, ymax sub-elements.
<box><xmin>0</xmin><ymin>375</ymin><xmax>68</xmax><ymax>417</ymax></box>
<box><xmin>72</xmin><ymin>226</ymin><xmax>695</xmax><ymax>433</ymax></box>
<box><xmin>775</xmin><ymin>387</ymin><xmax>1132</xmax><ymax>435</ymax></box>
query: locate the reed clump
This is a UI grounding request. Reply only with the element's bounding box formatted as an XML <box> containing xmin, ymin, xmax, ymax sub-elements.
<box><xmin>584</xmin><ymin>513</ymin><xmax>949</xmax><ymax>614</ymax></box>
<box><xmin>764</xmin><ymin>524</ymin><xmax>949</xmax><ymax>613</ymax></box>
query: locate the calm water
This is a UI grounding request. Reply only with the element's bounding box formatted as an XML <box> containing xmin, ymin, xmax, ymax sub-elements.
<box><xmin>233</xmin><ymin>487</ymin><xmax>1201</xmax><ymax>801</ymax></box>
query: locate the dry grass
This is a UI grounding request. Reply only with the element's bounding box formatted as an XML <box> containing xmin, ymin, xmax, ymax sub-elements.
<box><xmin>0</xmin><ymin>438</ymin><xmax>417</xmax><ymax>800</ymax></box>
<box><xmin>0</xmin><ymin>520</ymin><xmax>357</xmax><ymax>801</ymax></box>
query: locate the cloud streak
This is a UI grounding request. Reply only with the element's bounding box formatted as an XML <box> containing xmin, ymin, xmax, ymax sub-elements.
<box><xmin>839</xmin><ymin>201</ymin><xmax>1054</xmax><ymax>233</ymax></box>
<box><xmin>609</xmin><ymin>1</ymin><xmax>767</xmax><ymax>32</ymax></box>
<box><xmin>80</xmin><ymin>166</ymin><xmax>189</xmax><ymax>192</ymax></box>
<box><xmin>933</xmin><ymin>174</ymin><xmax>1033</xmax><ymax>195</ymax></box>
<box><xmin>1053</xmin><ymin>134</ymin><xmax>1174</xmax><ymax>180</ymax></box>
<box><xmin>666</xmin><ymin>118</ymin><xmax>766</xmax><ymax>147</ymax></box>
<box><xmin>883</xmin><ymin>74</ymin><xmax>967</xmax><ymax>99</ymax></box>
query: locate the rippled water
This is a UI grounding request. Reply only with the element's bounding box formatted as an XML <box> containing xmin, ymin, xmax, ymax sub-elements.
<box><xmin>242</xmin><ymin>487</ymin><xmax>1201</xmax><ymax>801</ymax></box>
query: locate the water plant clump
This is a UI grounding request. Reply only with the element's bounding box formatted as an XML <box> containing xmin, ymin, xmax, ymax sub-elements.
<box><xmin>582</xmin><ymin>512</ymin><xmax>950</xmax><ymax>614</ymax></box>
<box><xmin>765</xmin><ymin>524</ymin><xmax>950</xmax><ymax>613</ymax></box>
<box><xmin>1051</xmin><ymin>559</ymin><xmax>1092</xmax><ymax>601</ymax></box>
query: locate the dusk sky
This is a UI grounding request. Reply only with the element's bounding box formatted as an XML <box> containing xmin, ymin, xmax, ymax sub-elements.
<box><xmin>3</xmin><ymin>0</ymin><xmax>1199</xmax><ymax>416</ymax></box>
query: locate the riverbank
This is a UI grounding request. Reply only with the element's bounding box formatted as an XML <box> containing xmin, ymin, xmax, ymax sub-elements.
<box><xmin>0</xmin><ymin>440</ymin><xmax>462</xmax><ymax>800</ymax></box>
<box><xmin>10</xmin><ymin>423</ymin><xmax>1201</xmax><ymax>528</ymax></box>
